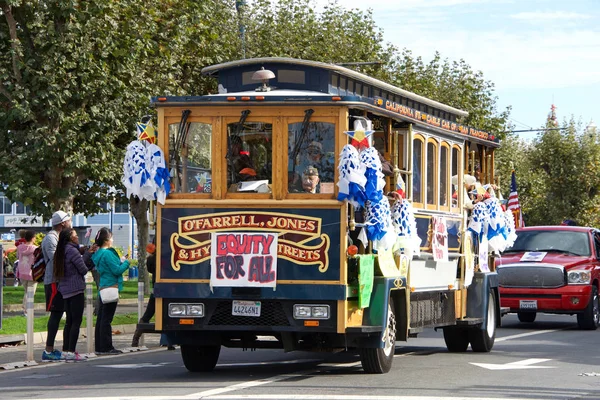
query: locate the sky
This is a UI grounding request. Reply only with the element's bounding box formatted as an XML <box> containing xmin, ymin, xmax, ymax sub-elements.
<box><xmin>313</xmin><ymin>0</ymin><xmax>599</xmax><ymax>139</ymax></box>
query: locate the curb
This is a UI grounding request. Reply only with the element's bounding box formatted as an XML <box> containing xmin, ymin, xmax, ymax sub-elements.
<box><xmin>0</xmin><ymin>324</ymin><xmax>141</xmax><ymax>345</ymax></box>
<box><xmin>2</xmin><ymin>298</ymin><xmax>141</xmax><ymax>313</ymax></box>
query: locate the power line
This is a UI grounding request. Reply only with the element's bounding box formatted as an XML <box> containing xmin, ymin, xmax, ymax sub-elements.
<box><xmin>503</xmin><ymin>127</ymin><xmax>565</xmax><ymax>134</ymax></box>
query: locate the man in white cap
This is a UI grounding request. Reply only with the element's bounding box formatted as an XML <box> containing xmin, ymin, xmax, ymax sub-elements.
<box><xmin>40</xmin><ymin>210</ymin><xmax>72</xmax><ymax>361</ymax></box>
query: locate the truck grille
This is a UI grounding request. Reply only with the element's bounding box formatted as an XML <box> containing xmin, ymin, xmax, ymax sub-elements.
<box><xmin>497</xmin><ymin>263</ymin><xmax>566</xmax><ymax>288</ymax></box>
<box><xmin>207</xmin><ymin>301</ymin><xmax>290</xmax><ymax>326</ymax></box>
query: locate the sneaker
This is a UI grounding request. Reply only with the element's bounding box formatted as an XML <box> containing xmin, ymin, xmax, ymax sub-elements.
<box><xmin>96</xmin><ymin>348</ymin><xmax>122</xmax><ymax>356</ymax></box>
<box><xmin>63</xmin><ymin>352</ymin><xmax>86</xmax><ymax>361</ymax></box>
<box><xmin>41</xmin><ymin>350</ymin><xmax>63</xmax><ymax>362</ymax></box>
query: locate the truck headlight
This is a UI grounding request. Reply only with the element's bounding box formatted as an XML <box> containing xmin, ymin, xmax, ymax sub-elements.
<box><xmin>568</xmin><ymin>270</ymin><xmax>591</xmax><ymax>284</ymax></box>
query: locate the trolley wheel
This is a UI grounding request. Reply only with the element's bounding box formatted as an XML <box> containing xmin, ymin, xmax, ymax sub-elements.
<box><xmin>181</xmin><ymin>344</ymin><xmax>221</xmax><ymax>372</ymax></box>
<box><xmin>443</xmin><ymin>327</ymin><xmax>469</xmax><ymax>352</ymax></box>
<box><xmin>359</xmin><ymin>300</ymin><xmax>396</xmax><ymax>374</ymax></box>
<box><xmin>469</xmin><ymin>290</ymin><xmax>497</xmax><ymax>352</ymax></box>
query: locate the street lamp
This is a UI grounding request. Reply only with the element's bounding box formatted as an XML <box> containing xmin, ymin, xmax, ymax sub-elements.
<box><xmin>108</xmin><ymin>187</ymin><xmax>117</xmax><ymax>232</ymax></box>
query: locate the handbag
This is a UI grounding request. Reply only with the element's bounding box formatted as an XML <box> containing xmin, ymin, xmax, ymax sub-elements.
<box><xmin>99</xmin><ymin>286</ymin><xmax>119</xmax><ymax>303</ymax></box>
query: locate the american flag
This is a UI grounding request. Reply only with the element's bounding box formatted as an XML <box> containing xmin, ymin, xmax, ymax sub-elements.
<box><xmin>507</xmin><ymin>170</ymin><xmax>525</xmax><ymax>227</ymax></box>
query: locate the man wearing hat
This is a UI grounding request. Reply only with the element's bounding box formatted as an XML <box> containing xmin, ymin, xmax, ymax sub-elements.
<box><xmin>301</xmin><ymin>166</ymin><xmax>320</xmax><ymax>193</ymax></box>
<box><xmin>40</xmin><ymin>210</ymin><xmax>72</xmax><ymax>361</ymax></box>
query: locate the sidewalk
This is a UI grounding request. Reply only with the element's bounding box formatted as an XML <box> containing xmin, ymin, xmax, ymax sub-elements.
<box><xmin>0</xmin><ymin>299</ymin><xmax>160</xmax><ymax>368</ymax></box>
<box><xmin>0</xmin><ymin>325</ymin><xmax>165</xmax><ymax>369</ymax></box>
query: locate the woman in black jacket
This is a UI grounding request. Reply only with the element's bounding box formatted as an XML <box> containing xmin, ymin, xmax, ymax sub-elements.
<box><xmin>54</xmin><ymin>228</ymin><xmax>93</xmax><ymax>361</ymax></box>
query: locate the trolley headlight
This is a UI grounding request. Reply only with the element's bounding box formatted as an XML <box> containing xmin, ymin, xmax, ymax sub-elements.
<box><xmin>293</xmin><ymin>304</ymin><xmax>330</xmax><ymax>319</ymax></box>
<box><xmin>568</xmin><ymin>270</ymin><xmax>591</xmax><ymax>284</ymax></box>
<box><xmin>168</xmin><ymin>304</ymin><xmax>186</xmax><ymax>317</ymax></box>
<box><xmin>187</xmin><ymin>304</ymin><xmax>204</xmax><ymax>317</ymax></box>
<box><xmin>169</xmin><ymin>303</ymin><xmax>205</xmax><ymax>318</ymax></box>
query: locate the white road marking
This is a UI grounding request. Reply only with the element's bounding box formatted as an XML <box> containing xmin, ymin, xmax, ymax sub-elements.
<box><xmin>185</xmin><ymin>374</ymin><xmax>304</xmax><ymax>398</ymax></box>
<box><xmin>495</xmin><ymin>329</ymin><xmax>564</xmax><ymax>342</ymax></box>
<box><xmin>203</xmin><ymin>396</ymin><xmax>545</xmax><ymax>400</ymax></box>
<box><xmin>96</xmin><ymin>362</ymin><xmax>173</xmax><ymax>369</ymax></box>
<box><xmin>217</xmin><ymin>359</ymin><xmax>323</xmax><ymax>367</ymax></box>
<box><xmin>471</xmin><ymin>358</ymin><xmax>555</xmax><ymax>370</ymax></box>
<box><xmin>38</xmin><ymin>396</ymin><xmax>547</xmax><ymax>400</ymax></box>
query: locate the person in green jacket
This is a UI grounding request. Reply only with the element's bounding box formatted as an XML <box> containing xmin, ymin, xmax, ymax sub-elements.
<box><xmin>91</xmin><ymin>227</ymin><xmax>130</xmax><ymax>355</ymax></box>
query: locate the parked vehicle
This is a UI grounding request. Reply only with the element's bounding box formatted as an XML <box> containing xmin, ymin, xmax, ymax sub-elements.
<box><xmin>496</xmin><ymin>226</ymin><xmax>600</xmax><ymax>329</ymax></box>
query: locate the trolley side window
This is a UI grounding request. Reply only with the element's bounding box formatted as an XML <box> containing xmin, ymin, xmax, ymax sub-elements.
<box><xmin>168</xmin><ymin>122</ymin><xmax>213</xmax><ymax>194</ymax></box>
<box><xmin>412</xmin><ymin>137</ymin><xmax>423</xmax><ymax>204</ymax></box>
<box><xmin>287</xmin><ymin>121</ymin><xmax>335</xmax><ymax>194</ymax></box>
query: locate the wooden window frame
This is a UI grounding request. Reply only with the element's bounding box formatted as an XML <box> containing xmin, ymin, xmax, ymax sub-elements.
<box><xmin>411</xmin><ymin>134</ymin><xmax>425</xmax><ymax>208</ymax></box>
<box><xmin>439</xmin><ymin>142</ymin><xmax>451</xmax><ymax>212</ymax></box>
<box><xmin>425</xmin><ymin>138</ymin><xmax>438</xmax><ymax>211</ymax></box>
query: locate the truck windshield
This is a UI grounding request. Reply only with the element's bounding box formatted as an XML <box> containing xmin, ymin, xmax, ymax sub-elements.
<box><xmin>503</xmin><ymin>230</ymin><xmax>591</xmax><ymax>257</ymax></box>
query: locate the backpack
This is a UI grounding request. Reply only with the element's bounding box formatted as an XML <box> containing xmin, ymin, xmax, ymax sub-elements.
<box><xmin>31</xmin><ymin>247</ymin><xmax>46</xmax><ymax>283</ymax></box>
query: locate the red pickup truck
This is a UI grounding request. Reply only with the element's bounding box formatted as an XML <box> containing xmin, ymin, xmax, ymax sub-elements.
<box><xmin>496</xmin><ymin>226</ymin><xmax>600</xmax><ymax>330</ymax></box>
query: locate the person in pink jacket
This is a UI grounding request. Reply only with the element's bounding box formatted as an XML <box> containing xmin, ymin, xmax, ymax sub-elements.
<box><xmin>17</xmin><ymin>230</ymin><xmax>38</xmax><ymax>315</ymax></box>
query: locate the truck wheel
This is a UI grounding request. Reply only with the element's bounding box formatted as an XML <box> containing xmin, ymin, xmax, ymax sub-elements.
<box><xmin>443</xmin><ymin>327</ymin><xmax>469</xmax><ymax>352</ymax></box>
<box><xmin>181</xmin><ymin>345</ymin><xmax>221</xmax><ymax>372</ymax></box>
<box><xmin>577</xmin><ymin>286</ymin><xmax>599</xmax><ymax>330</ymax></box>
<box><xmin>517</xmin><ymin>312</ymin><xmax>536</xmax><ymax>323</ymax></box>
<box><xmin>359</xmin><ymin>301</ymin><xmax>396</xmax><ymax>374</ymax></box>
<box><xmin>469</xmin><ymin>290</ymin><xmax>497</xmax><ymax>352</ymax></box>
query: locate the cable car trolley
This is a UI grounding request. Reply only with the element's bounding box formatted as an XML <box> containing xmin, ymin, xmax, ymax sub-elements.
<box><xmin>150</xmin><ymin>58</ymin><xmax>504</xmax><ymax>373</ymax></box>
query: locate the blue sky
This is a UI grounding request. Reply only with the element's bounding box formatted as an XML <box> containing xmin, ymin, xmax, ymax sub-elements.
<box><xmin>314</xmin><ymin>0</ymin><xmax>599</xmax><ymax>139</ymax></box>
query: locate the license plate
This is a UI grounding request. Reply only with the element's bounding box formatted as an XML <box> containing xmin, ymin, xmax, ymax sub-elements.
<box><xmin>232</xmin><ymin>300</ymin><xmax>261</xmax><ymax>317</ymax></box>
<box><xmin>519</xmin><ymin>300</ymin><xmax>538</xmax><ymax>310</ymax></box>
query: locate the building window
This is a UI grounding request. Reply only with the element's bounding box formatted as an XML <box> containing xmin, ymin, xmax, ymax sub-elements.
<box><xmin>0</xmin><ymin>193</ymin><xmax>12</xmax><ymax>214</ymax></box>
<box><xmin>15</xmin><ymin>202</ymin><xmax>31</xmax><ymax>215</ymax></box>
<box><xmin>114</xmin><ymin>201</ymin><xmax>129</xmax><ymax>213</ymax></box>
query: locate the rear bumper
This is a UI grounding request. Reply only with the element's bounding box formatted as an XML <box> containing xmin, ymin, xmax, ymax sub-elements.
<box><xmin>500</xmin><ymin>285</ymin><xmax>592</xmax><ymax>313</ymax></box>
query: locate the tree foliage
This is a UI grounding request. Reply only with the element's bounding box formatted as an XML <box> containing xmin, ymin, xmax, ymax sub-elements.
<box><xmin>1</xmin><ymin>0</ymin><xmax>514</xmax><ymax>282</ymax></box>
<box><xmin>496</xmin><ymin>116</ymin><xmax>600</xmax><ymax>227</ymax></box>
<box><xmin>0</xmin><ymin>0</ymin><xmax>237</xmax><ymax>220</ymax></box>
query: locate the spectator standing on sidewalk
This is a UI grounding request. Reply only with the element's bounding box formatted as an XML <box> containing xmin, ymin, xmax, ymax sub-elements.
<box><xmin>41</xmin><ymin>210</ymin><xmax>72</xmax><ymax>361</ymax></box>
<box><xmin>54</xmin><ymin>228</ymin><xmax>92</xmax><ymax>361</ymax></box>
<box><xmin>16</xmin><ymin>230</ymin><xmax>37</xmax><ymax>316</ymax></box>
<box><xmin>92</xmin><ymin>227</ymin><xmax>130</xmax><ymax>355</ymax></box>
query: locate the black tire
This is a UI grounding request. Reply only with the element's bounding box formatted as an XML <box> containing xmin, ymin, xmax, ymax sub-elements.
<box><xmin>577</xmin><ymin>286</ymin><xmax>599</xmax><ymax>330</ymax></box>
<box><xmin>359</xmin><ymin>300</ymin><xmax>396</xmax><ymax>374</ymax></box>
<box><xmin>469</xmin><ymin>290</ymin><xmax>497</xmax><ymax>352</ymax></box>
<box><xmin>181</xmin><ymin>345</ymin><xmax>221</xmax><ymax>372</ymax></box>
<box><xmin>443</xmin><ymin>327</ymin><xmax>469</xmax><ymax>352</ymax></box>
<box><xmin>517</xmin><ymin>312</ymin><xmax>537</xmax><ymax>323</ymax></box>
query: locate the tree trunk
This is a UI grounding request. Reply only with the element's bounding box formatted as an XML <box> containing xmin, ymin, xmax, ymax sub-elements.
<box><xmin>129</xmin><ymin>196</ymin><xmax>150</xmax><ymax>295</ymax></box>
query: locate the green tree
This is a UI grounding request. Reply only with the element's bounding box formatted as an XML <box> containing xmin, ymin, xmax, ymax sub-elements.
<box><xmin>0</xmin><ymin>0</ymin><xmax>238</xmax><ymax>290</ymax></box>
<box><xmin>505</xmin><ymin>117</ymin><xmax>600</xmax><ymax>227</ymax></box>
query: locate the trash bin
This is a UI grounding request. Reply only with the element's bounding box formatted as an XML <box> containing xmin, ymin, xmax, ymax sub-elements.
<box><xmin>128</xmin><ymin>266</ymin><xmax>138</xmax><ymax>279</ymax></box>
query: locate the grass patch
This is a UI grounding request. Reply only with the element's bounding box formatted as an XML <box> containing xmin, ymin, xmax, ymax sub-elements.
<box><xmin>0</xmin><ymin>312</ymin><xmax>145</xmax><ymax>335</ymax></box>
<box><xmin>2</xmin><ymin>280</ymin><xmax>148</xmax><ymax>305</ymax></box>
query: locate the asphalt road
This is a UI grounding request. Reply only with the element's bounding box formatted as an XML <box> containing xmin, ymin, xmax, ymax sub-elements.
<box><xmin>1</xmin><ymin>313</ymin><xmax>600</xmax><ymax>400</ymax></box>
